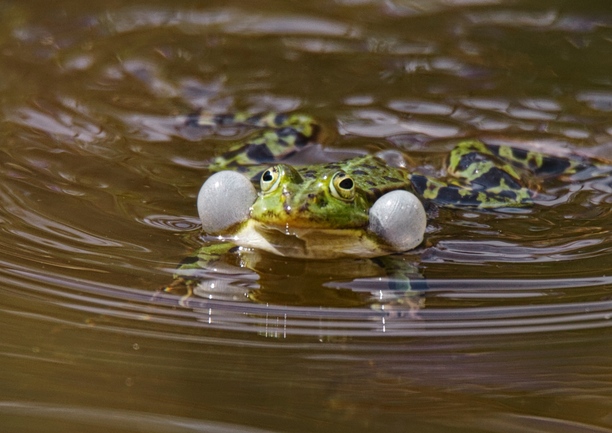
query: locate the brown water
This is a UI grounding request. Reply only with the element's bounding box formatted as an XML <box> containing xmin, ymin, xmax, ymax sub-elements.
<box><xmin>2</xmin><ymin>0</ymin><xmax>612</xmax><ymax>431</ymax></box>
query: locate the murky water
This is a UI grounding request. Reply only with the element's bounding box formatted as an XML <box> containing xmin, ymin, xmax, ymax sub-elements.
<box><xmin>2</xmin><ymin>0</ymin><xmax>612</xmax><ymax>431</ymax></box>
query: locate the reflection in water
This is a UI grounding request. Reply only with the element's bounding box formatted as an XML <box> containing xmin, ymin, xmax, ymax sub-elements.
<box><xmin>1</xmin><ymin>0</ymin><xmax>612</xmax><ymax>432</ymax></box>
<box><xmin>4</xmin><ymin>258</ymin><xmax>612</xmax><ymax>340</ymax></box>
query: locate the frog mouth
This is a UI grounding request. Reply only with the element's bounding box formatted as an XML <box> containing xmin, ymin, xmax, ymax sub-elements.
<box><xmin>233</xmin><ymin>220</ymin><xmax>389</xmax><ymax>259</ymax></box>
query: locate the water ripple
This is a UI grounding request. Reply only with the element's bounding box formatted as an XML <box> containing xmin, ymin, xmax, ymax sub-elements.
<box><xmin>140</xmin><ymin>215</ymin><xmax>200</xmax><ymax>232</ymax></box>
<box><xmin>479</xmin><ymin>413</ymin><xmax>612</xmax><ymax>433</ymax></box>
<box><xmin>3</xmin><ymin>261</ymin><xmax>612</xmax><ymax>341</ymax></box>
<box><xmin>0</xmin><ymin>401</ymin><xmax>278</xmax><ymax>433</ymax></box>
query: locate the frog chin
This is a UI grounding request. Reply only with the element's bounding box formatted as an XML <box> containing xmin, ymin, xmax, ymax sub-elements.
<box><xmin>232</xmin><ymin>219</ymin><xmax>391</xmax><ymax>259</ymax></box>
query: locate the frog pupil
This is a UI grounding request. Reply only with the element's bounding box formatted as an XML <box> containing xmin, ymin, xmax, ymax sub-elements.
<box><xmin>339</xmin><ymin>178</ymin><xmax>353</xmax><ymax>190</ymax></box>
<box><xmin>262</xmin><ymin>170</ymin><xmax>273</xmax><ymax>182</ymax></box>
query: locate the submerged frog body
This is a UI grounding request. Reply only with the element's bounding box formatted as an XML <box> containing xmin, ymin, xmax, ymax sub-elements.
<box><xmin>192</xmin><ymin>112</ymin><xmax>587</xmax><ymax>260</ymax></box>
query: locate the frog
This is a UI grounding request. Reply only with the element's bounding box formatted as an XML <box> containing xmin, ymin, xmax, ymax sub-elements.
<box><xmin>192</xmin><ymin>112</ymin><xmax>587</xmax><ymax>258</ymax></box>
<box><xmin>162</xmin><ymin>111</ymin><xmax>594</xmax><ymax>305</ymax></box>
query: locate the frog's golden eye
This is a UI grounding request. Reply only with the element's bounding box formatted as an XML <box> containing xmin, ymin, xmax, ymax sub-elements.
<box><xmin>330</xmin><ymin>171</ymin><xmax>355</xmax><ymax>201</ymax></box>
<box><xmin>260</xmin><ymin>166</ymin><xmax>282</xmax><ymax>193</ymax></box>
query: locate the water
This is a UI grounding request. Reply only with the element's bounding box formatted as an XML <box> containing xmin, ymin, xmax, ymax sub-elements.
<box><xmin>2</xmin><ymin>0</ymin><xmax>612</xmax><ymax>431</ymax></box>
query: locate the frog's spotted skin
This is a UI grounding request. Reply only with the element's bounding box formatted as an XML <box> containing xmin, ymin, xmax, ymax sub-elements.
<box><xmin>410</xmin><ymin>140</ymin><xmax>535</xmax><ymax>208</ymax></box>
<box><xmin>187</xmin><ymin>111</ymin><xmax>318</xmax><ymax>179</ymax></box>
<box><xmin>191</xmin><ymin>111</ymin><xmax>595</xmax><ymax>260</ymax></box>
<box><xmin>190</xmin><ymin>111</ymin><xmax>566</xmax><ymax>210</ymax></box>
<box><xmin>250</xmin><ymin>155</ymin><xmax>409</xmax><ymax>229</ymax></box>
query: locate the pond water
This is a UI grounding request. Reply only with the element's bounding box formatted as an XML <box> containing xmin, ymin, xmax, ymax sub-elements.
<box><xmin>2</xmin><ymin>0</ymin><xmax>612</xmax><ymax>431</ymax></box>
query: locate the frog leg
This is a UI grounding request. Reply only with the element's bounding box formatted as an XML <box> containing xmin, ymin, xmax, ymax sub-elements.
<box><xmin>370</xmin><ymin>255</ymin><xmax>427</xmax><ymax>315</ymax></box>
<box><xmin>159</xmin><ymin>242</ymin><xmax>245</xmax><ymax>306</ymax></box>
<box><xmin>188</xmin><ymin>111</ymin><xmax>317</xmax><ymax>138</ymax></box>
<box><xmin>410</xmin><ymin>140</ymin><xmax>533</xmax><ymax>207</ymax></box>
<box><xmin>187</xmin><ymin>111</ymin><xmax>319</xmax><ymax>179</ymax></box>
<box><xmin>486</xmin><ymin>143</ymin><xmax>590</xmax><ymax>177</ymax></box>
<box><xmin>409</xmin><ymin>173</ymin><xmax>532</xmax><ymax>208</ymax></box>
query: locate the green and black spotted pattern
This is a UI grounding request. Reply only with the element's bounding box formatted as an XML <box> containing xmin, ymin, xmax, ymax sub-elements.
<box><xmin>190</xmin><ymin>111</ymin><xmax>590</xmax><ymax>211</ymax></box>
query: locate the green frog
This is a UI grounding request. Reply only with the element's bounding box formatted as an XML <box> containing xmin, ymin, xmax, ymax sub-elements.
<box><xmin>191</xmin><ymin>112</ymin><xmax>587</xmax><ymax>257</ymax></box>
<box><xmin>164</xmin><ymin>111</ymin><xmax>594</xmax><ymax>303</ymax></box>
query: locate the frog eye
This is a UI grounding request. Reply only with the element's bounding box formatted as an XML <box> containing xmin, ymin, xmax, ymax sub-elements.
<box><xmin>260</xmin><ymin>166</ymin><xmax>282</xmax><ymax>193</ymax></box>
<box><xmin>330</xmin><ymin>171</ymin><xmax>355</xmax><ymax>201</ymax></box>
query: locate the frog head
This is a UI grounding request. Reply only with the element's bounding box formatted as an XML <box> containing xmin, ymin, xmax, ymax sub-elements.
<box><xmin>250</xmin><ymin>164</ymin><xmax>372</xmax><ymax>229</ymax></box>
<box><xmin>197</xmin><ymin>163</ymin><xmax>426</xmax><ymax>259</ymax></box>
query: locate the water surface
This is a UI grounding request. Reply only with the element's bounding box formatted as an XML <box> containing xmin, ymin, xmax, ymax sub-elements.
<box><xmin>2</xmin><ymin>0</ymin><xmax>612</xmax><ymax>431</ymax></box>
